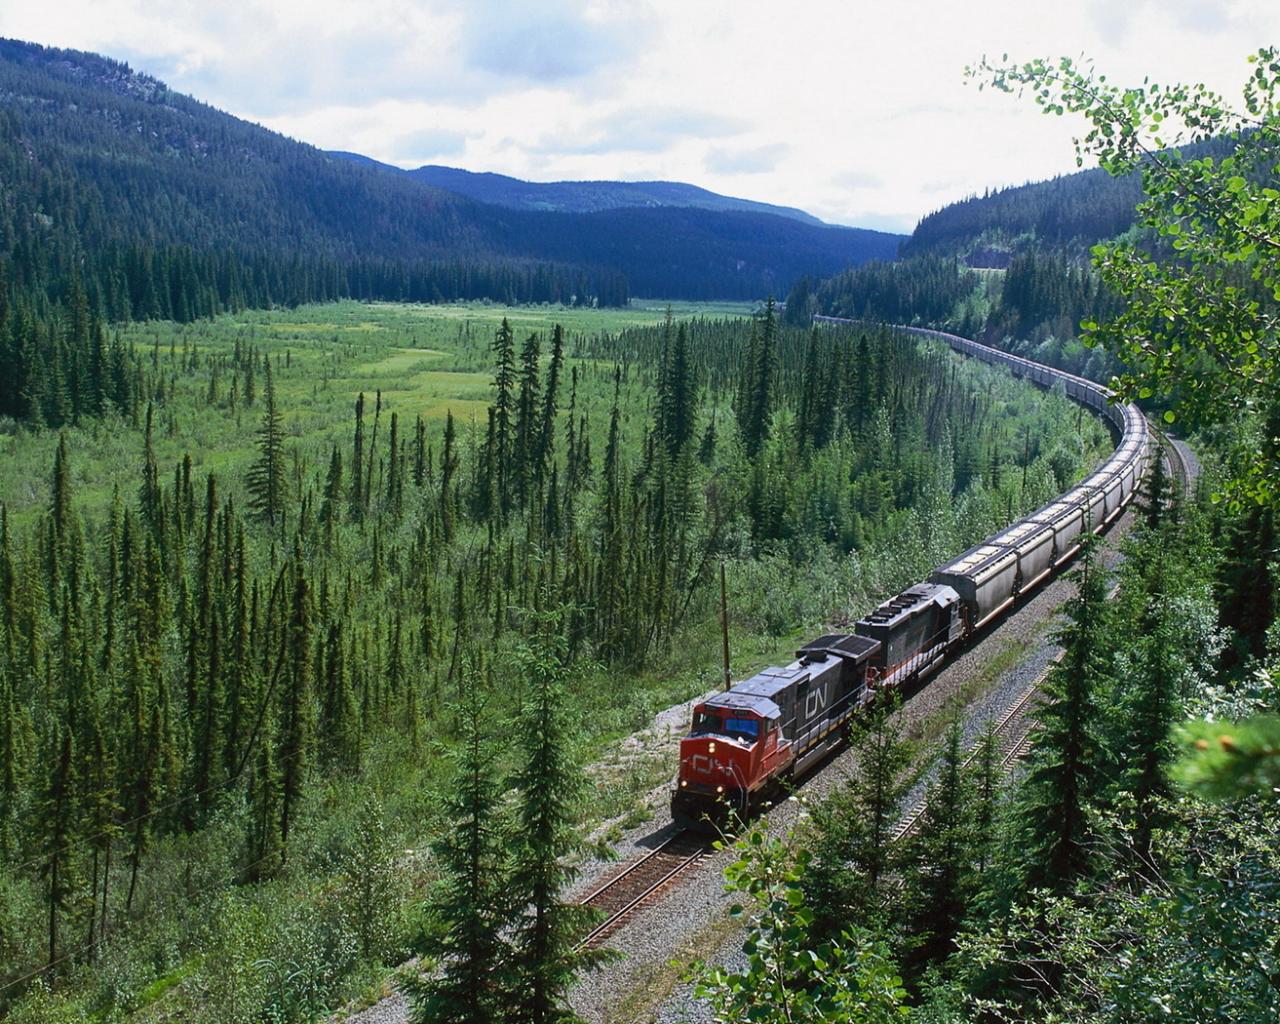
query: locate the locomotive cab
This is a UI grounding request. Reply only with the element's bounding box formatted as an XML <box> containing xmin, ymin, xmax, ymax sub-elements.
<box><xmin>671</xmin><ymin>694</ymin><xmax>786</xmax><ymax>827</ymax></box>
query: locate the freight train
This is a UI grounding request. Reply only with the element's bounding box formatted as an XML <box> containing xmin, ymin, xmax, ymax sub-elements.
<box><xmin>671</xmin><ymin>324</ymin><xmax>1150</xmax><ymax>826</ymax></box>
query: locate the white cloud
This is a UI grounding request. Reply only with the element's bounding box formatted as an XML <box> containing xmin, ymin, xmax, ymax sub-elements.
<box><xmin>705</xmin><ymin>143</ymin><xmax>788</xmax><ymax>175</ymax></box>
<box><xmin>6</xmin><ymin>0</ymin><xmax>1280</xmax><ymax>232</ymax></box>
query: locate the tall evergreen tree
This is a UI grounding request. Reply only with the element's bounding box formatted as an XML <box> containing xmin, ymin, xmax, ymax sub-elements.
<box><xmin>278</xmin><ymin>541</ymin><xmax>312</xmax><ymax>855</ymax></box>
<box><xmin>407</xmin><ymin>683</ymin><xmax>513</xmax><ymax>1024</ymax></box>
<box><xmin>802</xmin><ymin>697</ymin><xmax>913</xmax><ymax>941</ymax></box>
<box><xmin>247</xmin><ymin>358</ymin><xmax>286</xmax><ymax>526</ymax></box>
<box><xmin>491</xmin><ymin>319</ymin><xmax>517</xmax><ymax>516</ymax></box>
<box><xmin>514</xmin><ymin>331</ymin><xmax>541</xmax><ymax>508</ymax></box>
<box><xmin>904</xmin><ymin>718</ymin><xmax>974</xmax><ymax>971</ymax></box>
<box><xmin>39</xmin><ymin>727</ymin><xmax>79</xmax><ymax>974</ymax></box>
<box><xmin>506</xmin><ymin>611</ymin><xmax>600</xmax><ymax>1024</ymax></box>
<box><xmin>350</xmin><ymin>392</ymin><xmax>366</xmax><ymax>520</ymax></box>
<box><xmin>1015</xmin><ymin>538</ymin><xmax>1112</xmax><ymax>892</ymax></box>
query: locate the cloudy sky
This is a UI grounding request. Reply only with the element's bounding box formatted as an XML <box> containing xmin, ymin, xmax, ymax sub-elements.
<box><xmin>4</xmin><ymin>0</ymin><xmax>1278</xmax><ymax>232</ymax></box>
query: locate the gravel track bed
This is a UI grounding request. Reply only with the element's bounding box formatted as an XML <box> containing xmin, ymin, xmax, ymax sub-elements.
<box><xmin>344</xmin><ymin>505</ymin><xmax>1149</xmax><ymax>1024</ymax></box>
<box><xmin>346</xmin><ymin>992</ymin><xmax>410</xmax><ymax>1024</ymax></box>
<box><xmin>614</xmin><ymin>510</ymin><xmax>1140</xmax><ymax>1024</ymax></box>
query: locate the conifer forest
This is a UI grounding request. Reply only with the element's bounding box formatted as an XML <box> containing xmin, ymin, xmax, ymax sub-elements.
<box><xmin>1</xmin><ymin>15</ymin><xmax>1279</xmax><ymax>1024</ymax></box>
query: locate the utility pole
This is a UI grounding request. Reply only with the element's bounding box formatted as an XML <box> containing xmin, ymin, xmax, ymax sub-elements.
<box><xmin>720</xmin><ymin>562</ymin><xmax>731</xmax><ymax>691</ymax></box>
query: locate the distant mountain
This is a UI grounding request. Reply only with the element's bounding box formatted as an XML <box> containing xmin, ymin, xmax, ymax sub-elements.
<box><xmin>330</xmin><ymin>155</ymin><xmax>827</xmax><ymax>225</ymax></box>
<box><xmin>900</xmin><ymin>136</ymin><xmax>1232</xmax><ymax>266</ymax></box>
<box><xmin>0</xmin><ymin>37</ymin><xmax>902</xmax><ymax>311</ymax></box>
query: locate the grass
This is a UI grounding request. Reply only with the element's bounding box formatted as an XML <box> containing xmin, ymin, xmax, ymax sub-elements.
<box><xmin>0</xmin><ymin>299</ymin><xmax>750</xmax><ymax>528</ymax></box>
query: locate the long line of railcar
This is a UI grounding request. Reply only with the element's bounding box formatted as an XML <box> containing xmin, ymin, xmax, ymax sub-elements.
<box><xmin>671</xmin><ymin>321</ymin><xmax>1149</xmax><ymax>826</ymax></box>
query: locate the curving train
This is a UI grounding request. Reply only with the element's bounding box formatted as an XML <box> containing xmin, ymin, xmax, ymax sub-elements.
<box><xmin>671</xmin><ymin>323</ymin><xmax>1150</xmax><ymax>827</ymax></box>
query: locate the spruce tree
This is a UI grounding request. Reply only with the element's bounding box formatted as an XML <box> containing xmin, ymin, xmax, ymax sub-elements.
<box><xmin>514</xmin><ymin>331</ymin><xmax>541</xmax><ymax>508</ymax></box>
<box><xmin>386</xmin><ymin>410</ymin><xmax>403</xmax><ymax>519</ymax></box>
<box><xmin>1015</xmin><ymin>538</ymin><xmax>1112</xmax><ymax>892</ymax></box>
<box><xmin>350</xmin><ymin>392</ymin><xmax>366</xmax><ymax>519</ymax></box>
<box><xmin>40</xmin><ymin>727</ymin><xmax>79</xmax><ymax>974</ymax></box>
<box><xmin>320</xmin><ymin>446</ymin><xmax>344</xmax><ymax>542</ymax></box>
<box><xmin>278</xmin><ymin>541</ymin><xmax>312</xmax><ymax>855</ymax></box>
<box><xmin>441</xmin><ymin>410</ymin><xmax>458</xmax><ymax>543</ymax></box>
<box><xmin>247</xmin><ymin>358</ymin><xmax>286</xmax><ymax>526</ymax></box>
<box><xmin>538</xmin><ymin>324</ymin><xmax>564</xmax><ymax>475</ymax></box>
<box><xmin>905</xmin><ymin>718</ymin><xmax>974</xmax><ymax>971</ymax></box>
<box><xmin>492</xmin><ymin>319</ymin><xmax>517</xmax><ymax>515</ymax></box>
<box><xmin>407</xmin><ymin>684</ymin><xmax>513</xmax><ymax>1024</ymax></box>
<box><xmin>506</xmin><ymin>611</ymin><xmax>599</xmax><ymax>1024</ymax></box>
<box><xmin>802</xmin><ymin>696</ymin><xmax>913</xmax><ymax>941</ymax></box>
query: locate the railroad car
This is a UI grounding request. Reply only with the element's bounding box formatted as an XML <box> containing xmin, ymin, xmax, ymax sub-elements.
<box><xmin>672</xmin><ymin>323</ymin><xmax>1150</xmax><ymax>829</ymax></box>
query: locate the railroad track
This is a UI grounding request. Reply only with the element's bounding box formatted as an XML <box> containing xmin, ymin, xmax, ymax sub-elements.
<box><xmin>891</xmin><ymin>652</ymin><xmax>1060</xmax><ymax>844</ymax></box>
<box><xmin>577</xmin><ymin>829</ymin><xmax>711</xmax><ymax>949</ymax></box>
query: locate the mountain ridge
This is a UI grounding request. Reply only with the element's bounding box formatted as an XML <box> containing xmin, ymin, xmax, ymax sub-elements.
<box><xmin>0</xmin><ymin>36</ymin><xmax>901</xmax><ymax>306</ymax></box>
<box><xmin>327</xmin><ymin>153</ymin><xmax>829</xmax><ymax>226</ymax></box>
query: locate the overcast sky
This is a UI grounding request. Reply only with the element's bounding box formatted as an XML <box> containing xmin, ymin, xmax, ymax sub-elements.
<box><xmin>4</xmin><ymin>0</ymin><xmax>1279</xmax><ymax>232</ymax></box>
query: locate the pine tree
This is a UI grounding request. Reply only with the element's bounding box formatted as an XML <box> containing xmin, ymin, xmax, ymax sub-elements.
<box><xmin>350</xmin><ymin>392</ymin><xmax>366</xmax><ymax>520</ymax></box>
<box><xmin>244</xmin><ymin>729</ymin><xmax>283</xmax><ymax>881</ymax></box>
<box><xmin>320</xmin><ymin>621</ymin><xmax>355</xmax><ymax>769</ymax></box>
<box><xmin>441</xmin><ymin>411</ymin><xmax>459</xmax><ymax>543</ymax></box>
<box><xmin>741</xmin><ymin>299</ymin><xmax>778</xmax><ymax>457</ymax></box>
<box><xmin>39</xmin><ymin>727</ymin><xmax>79</xmax><ymax>974</ymax></box>
<box><xmin>969</xmin><ymin>720</ymin><xmax>1001</xmax><ymax>875</ymax></box>
<box><xmin>905</xmin><ymin>718</ymin><xmax>974</xmax><ymax>971</ymax></box>
<box><xmin>538</xmin><ymin>324</ymin><xmax>564</xmax><ymax>476</ymax></box>
<box><xmin>278</xmin><ymin>541</ymin><xmax>312</xmax><ymax>855</ymax></box>
<box><xmin>407</xmin><ymin>684</ymin><xmax>513</xmax><ymax>1024</ymax></box>
<box><xmin>247</xmin><ymin>358</ymin><xmax>286</xmax><ymax>526</ymax></box>
<box><xmin>492</xmin><ymin>319</ymin><xmax>517</xmax><ymax>516</ymax></box>
<box><xmin>386</xmin><ymin>410</ymin><xmax>403</xmax><ymax>519</ymax></box>
<box><xmin>514</xmin><ymin>331</ymin><xmax>541</xmax><ymax>508</ymax></box>
<box><xmin>658</xmin><ymin>321</ymin><xmax>697</xmax><ymax>457</ymax></box>
<box><xmin>1015</xmin><ymin>538</ymin><xmax>1111</xmax><ymax>892</ymax></box>
<box><xmin>802</xmin><ymin>697</ymin><xmax>913</xmax><ymax>941</ymax></box>
<box><xmin>321</xmin><ymin>446</ymin><xmax>344</xmax><ymax>543</ymax></box>
<box><xmin>506</xmin><ymin>611</ymin><xmax>599</xmax><ymax>1023</ymax></box>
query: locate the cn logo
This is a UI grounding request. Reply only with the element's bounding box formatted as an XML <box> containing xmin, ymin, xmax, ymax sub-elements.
<box><xmin>805</xmin><ymin>686</ymin><xmax>828</xmax><ymax>720</ymax></box>
<box><xmin>691</xmin><ymin>754</ymin><xmax>719</xmax><ymax>774</ymax></box>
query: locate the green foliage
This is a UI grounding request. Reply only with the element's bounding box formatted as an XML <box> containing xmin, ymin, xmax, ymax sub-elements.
<box><xmin>1013</xmin><ymin>539</ymin><xmax>1111</xmax><ymax>892</ymax></box>
<box><xmin>406</xmin><ymin>686</ymin><xmax>512</xmax><ymax>1024</ymax></box>
<box><xmin>0</xmin><ymin>299</ymin><xmax>1108</xmax><ymax>1016</ymax></box>
<box><xmin>971</xmin><ymin>49</ymin><xmax>1280</xmax><ymax>510</ymax></box>
<box><xmin>1175</xmin><ymin>714</ymin><xmax>1280</xmax><ymax>802</ymax></box>
<box><xmin>246</xmin><ymin>359</ymin><xmax>287</xmax><ymax>525</ymax></box>
<box><xmin>694</xmin><ymin>823</ymin><xmax>908</xmax><ymax>1024</ymax></box>
<box><xmin>957</xmin><ymin>800</ymin><xmax>1280</xmax><ymax>1024</ymax></box>
<box><xmin>506</xmin><ymin>611</ymin><xmax>603</xmax><ymax>1024</ymax></box>
<box><xmin>800</xmin><ymin>698</ymin><xmax>914</xmax><ymax>940</ymax></box>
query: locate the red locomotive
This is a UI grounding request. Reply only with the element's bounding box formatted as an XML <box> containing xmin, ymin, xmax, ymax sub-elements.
<box><xmin>672</xmin><ymin>323</ymin><xmax>1152</xmax><ymax>829</ymax></box>
<box><xmin>672</xmin><ymin>590</ymin><xmax>956</xmax><ymax>827</ymax></box>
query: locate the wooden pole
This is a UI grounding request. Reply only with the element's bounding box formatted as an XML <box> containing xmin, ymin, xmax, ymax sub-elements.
<box><xmin>720</xmin><ymin>562</ymin><xmax>731</xmax><ymax>691</ymax></box>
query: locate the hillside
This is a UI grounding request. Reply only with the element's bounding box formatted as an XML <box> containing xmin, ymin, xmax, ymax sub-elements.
<box><xmin>901</xmin><ymin>136</ymin><xmax>1234</xmax><ymax>266</ymax></box>
<box><xmin>335</xmin><ymin>157</ymin><xmax>826</xmax><ymax>225</ymax></box>
<box><xmin>0</xmin><ymin>38</ymin><xmax>900</xmax><ymax>308</ymax></box>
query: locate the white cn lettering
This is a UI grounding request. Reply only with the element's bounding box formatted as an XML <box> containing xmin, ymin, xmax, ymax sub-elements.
<box><xmin>806</xmin><ymin>687</ymin><xmax>828</xmax><ymax>719</ymax></box>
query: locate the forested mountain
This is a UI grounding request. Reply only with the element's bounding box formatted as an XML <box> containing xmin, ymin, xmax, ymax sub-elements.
<box><xmin>902</xmin><ymin>168</ymin><xmax>1144</xmax><ymax>265</ymax></box>
<box><xmin>901</xmin><ymin>137</ymin><xmax>1234</xmax><ymax>266</ymax></box>
<box><xmin>0</xmin><ymin>37</ymin><xmax>898</xmax><ymax>313</ymax></box>
<box><xmin>332</xmin><ymin>156</ymin><xmax>827</xmax><ymax>225</ymax></box>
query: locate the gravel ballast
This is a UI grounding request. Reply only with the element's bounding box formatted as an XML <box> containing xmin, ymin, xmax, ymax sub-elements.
<box><xmin>343</xmin><ymin>499</ymin><xmax>1150</xmax><ymax>1024</ymax></box>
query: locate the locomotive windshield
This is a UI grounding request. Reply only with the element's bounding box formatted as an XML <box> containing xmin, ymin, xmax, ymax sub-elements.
<box><xmin>691</xmin><ymin>711</ymin><xmax>760</xmax><ymax>743</ymax></box>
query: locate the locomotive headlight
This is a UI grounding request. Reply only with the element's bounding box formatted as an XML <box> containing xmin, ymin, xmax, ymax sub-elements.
<box><xmin>716</xmin><ymin>785</ymin><xmax>724</xmax><ymax>794</ymax></box>
<box><xmin>680</xmin><ymin>780</ymin><xmax>687</xmax><ymax>787</ymax></box>
<box><xmin>708</xmin><ymin>742</ymin><xmax>716</xmax><ymax>753</ymax></box>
